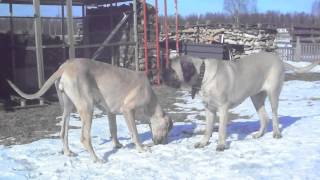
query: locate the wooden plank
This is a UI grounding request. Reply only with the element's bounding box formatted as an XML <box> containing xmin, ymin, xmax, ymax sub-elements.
<box><xmin>0</xmin><ymin>0</ymin><xmax>132</xmax><ymax>5</ymax></box>
<box><xmin>19</xmin><ymin>41</ymin><xmax>136</xmax><ymax>51</ymax></box>
<box><xmin>181</xmin><ymin>43</ymin><xmax>224</xmax><ymax>59</ymax></box>
<box><xmin>92</xmin><ymin>13</ymin><xmax>130</xmax><ymax>60</ymax></box>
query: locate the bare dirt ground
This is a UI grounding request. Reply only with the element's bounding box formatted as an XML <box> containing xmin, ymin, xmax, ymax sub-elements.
<box><xmin>0</xmin><ymin>73</ymin><xmax>319</xmax><ymax>146</ymax></box>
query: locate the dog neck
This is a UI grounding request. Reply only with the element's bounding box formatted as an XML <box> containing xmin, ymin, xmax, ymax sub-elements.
<box><xmin>144</xmin><ymin>92</ymin><xmax>163</xmax><ymax>118</ymax></box>
<box><xmin>191</xmin><ymin>60</ymin><xmax>206</xmax><ymax>99</ymax></box>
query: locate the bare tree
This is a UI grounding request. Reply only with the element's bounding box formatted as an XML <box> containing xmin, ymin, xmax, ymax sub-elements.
<box><xmin>312</xmin><ymin>0</ymin><xmax>320</xmax><ymax>17</ymax></box>
<box><xmin>223</xmin><ymin>0</ymin><xmax>257</xmax><ymax>27</ymax></box>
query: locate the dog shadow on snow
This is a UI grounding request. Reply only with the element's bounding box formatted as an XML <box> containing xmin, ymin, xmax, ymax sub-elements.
<box><xmin>227</xmin><ymin>116</ymin><xmax>301</xmax><ymax>140</ymax></box>
<box><xmin>102</xmin><ymin>116</ymin><xmax>300</xmax><ymax>160</ymax></box>
<box><xmin>102</xmin><ymin>131</ymin><xmax>154</xmax><ymax>161</ymax></box>
<box><xmin>102</xmin><ymin>122</ymin><xmax>198</xmax><ymax>161</ymax></box>
<box><xmin>168</xmin><ymin>116</ymin><xmax>301</xmax><ymax>143</ymax></box>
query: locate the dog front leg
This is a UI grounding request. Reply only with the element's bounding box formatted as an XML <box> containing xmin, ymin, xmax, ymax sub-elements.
<box><xmin>123</xmin><ymin>110</ymin><xmax>147</xmax><ymax>153</ymax></box>
<box><xmin>107</xmin><ymin>113</ymin><xmax>123</xmax><ymax>148</ymax></box>
<box><xmin>216</xmin><ymin>106</ymin><xmax>229</xmax><ymax>151</ymax></box>
<box><xmin>194</xmin><ymin>108</ymin><xmax>216</xmax><ymax>148</ymax></box>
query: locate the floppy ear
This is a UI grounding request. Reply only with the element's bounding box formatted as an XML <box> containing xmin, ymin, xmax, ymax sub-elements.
<box><xmin>180</xmin><ymin>60</ymin><xmax>196</xmax><ymax>82</ymax></box>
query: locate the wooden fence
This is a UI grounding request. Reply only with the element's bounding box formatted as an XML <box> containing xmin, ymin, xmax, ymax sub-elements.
<box><xmin>276</xmin><ymin>47</ymin><xmax>294</xmax><ymax>61</ymax></box>
<box><xmin>276</xmin><ymin>43</ymin><xmax>320</xmax><ymax>62</ymax></box>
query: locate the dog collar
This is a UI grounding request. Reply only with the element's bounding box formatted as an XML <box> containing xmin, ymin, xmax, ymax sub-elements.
<box><xmin>191</xmin><ymin>60</ymin><xmax>205</xmax><ymax>99</ymax></box>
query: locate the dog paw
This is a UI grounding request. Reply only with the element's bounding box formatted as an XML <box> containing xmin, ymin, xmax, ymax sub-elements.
<box><xmin>194</xmin><ymin>142</ymin><xmax>209</xmax><ymax>148</ymax></box>
<box><xmin>137</xmin><ymin>145</ymin><xmax>151</xmax><ymax>153</ymax></box>
<box><xmin>67</xmin><ymin>151</ymin><xmax>78</xmax><ymax>157</ymax></box>
<box><xmin>273</xmin><ymin>133</ymin><xmax>282</xmax><ymax>139</ymax></box>
<box><xmin>94</xmin><ymin>158</ymin><xmax>106</xmax><ymax>164</ymax></box>
<box><xmin>61</xmin><ymin>150</ymin><xmax>77</xmax><ymax>157</ymax></box>
<box><xmin>252</xmin><ymin>132</ymin><xmax>264</xmax><ymax>139</ymax></box>
<box><xmin>114</xmin><ymin>142</ymin><xmax>123</xmax><ymax>149</ymax></box>
<box><xmin>216</xmin><ymin>144</ymin><xmax>226</xmax><ymax>151</ymax></box>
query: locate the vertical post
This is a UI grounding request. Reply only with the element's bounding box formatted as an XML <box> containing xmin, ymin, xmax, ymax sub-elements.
<box><xmin>133</xmin><ymin>0</ymin><xmax>139</xmax><ymax>71</ymax></box>
<box><xmin>83</xmin><ymin>3</ymin><xmax>91</xmax><ymax>59</ymax></box>
<box><xmin>9</xmin><ymin>2</ymin><xmax>16</xmax><ymax>83</ymax></box>
<box><xmin>142</xmin><ymin>0</ymin><xmax>148</xmax><ymax>75</ymax></box>
<box><xmin>61</xmin><ymin>0</ymin><xmax>66</xmax><ymax>61</ymax></box>
<box><xmin>155</xmin><ymin>0</ymin><xmax>160</xmax><ymax>85</ymax></box>
<box><xmin>66</xmin><ymin>0</ymin><xmax>75</xmax><ymax>59</ymax></box>
<box><xmin>33</xmin><ymin>0</ymin><xmax>45</xmax><ymax>88</ymax></box>
<box><xmin>164</xmin><ymin>0</ymin><xmax>169</xmax><ymax>68</ymax></box>
<box><xmin>48</xmin><ymin>18</ymin><xmax>51</xmax><ymax>36</ymax></box>
<box><xmin>174</xmin><ymin>0</ymin><xmax>179</xmax><ymax>54</ymax></box>
<box><xmin>294</xmin><ymin>36</ymin><xmax>301</xmax><ymax>62</ymax></box>
<box><xmin>81</xmin><ymin>2</ymin><xmax>88</xmax><ymax>57</ymax></box>
<box><xmin>109</xmin><ymin>8</ymin><xmax>115</xmax><ymax>65</ymax></box>
<box><xmin>82</xmin><ymin>3</ymin><xmax>85</xmax><ymax>16</ymax></box>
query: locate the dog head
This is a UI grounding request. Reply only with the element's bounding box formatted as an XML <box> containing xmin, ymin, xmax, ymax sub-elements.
<box><xmin>162</xmin><ymin>55</ymin><xmax>200</xmax><ymax>89</ymax></box>
<box><xmin>149</xmin><ymin>107</ymin><xmax>173</xmax><ymax>145</ymax></box>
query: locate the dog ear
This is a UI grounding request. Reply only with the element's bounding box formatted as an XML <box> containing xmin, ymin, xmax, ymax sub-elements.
<box><xmin>180</xmin><ymin>60</ymin><xmax>196</xmax><ymax>82</ymax></box>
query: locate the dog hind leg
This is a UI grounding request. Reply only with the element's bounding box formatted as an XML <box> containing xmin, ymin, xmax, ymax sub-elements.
<box><xmin>60</xmin><ymin>93</ymin><xmax>77</xmax><ymax>157</ymax></box>
<box><xmin>268</xmin><ymin>91</ymin><xmax>282</xmax><ymax>139</ymax></box>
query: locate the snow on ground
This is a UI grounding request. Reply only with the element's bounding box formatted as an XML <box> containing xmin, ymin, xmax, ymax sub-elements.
<box><xmin>0</xmin><ymin>80</ymin><xmax>320</xmax><ymax>180</ymax></box>
<box><xmin>285</xmin><ymin>60</ymin><xmax>320</xmax><ymax>73</ymax></box>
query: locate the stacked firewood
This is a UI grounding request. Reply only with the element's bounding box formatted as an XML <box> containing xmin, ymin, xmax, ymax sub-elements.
<box><xmin>161</xmin><ymin>26</ymin><xmax>277</xmax><ymax>55</ymax></box>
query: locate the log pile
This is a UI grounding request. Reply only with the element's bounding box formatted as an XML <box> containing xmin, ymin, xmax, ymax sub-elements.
<box><xmin>161</xmin><ymin>26</ymin><xmax>277</xmax><ymax>56</ymax></box>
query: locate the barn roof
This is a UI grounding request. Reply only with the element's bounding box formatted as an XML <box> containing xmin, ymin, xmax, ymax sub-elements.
<box><xmin>0</xmin><ymin>0</ymin><xmax>132</xmax><ymax>6</ymax></box>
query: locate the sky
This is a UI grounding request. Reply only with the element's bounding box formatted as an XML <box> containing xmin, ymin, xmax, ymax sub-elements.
<box><xmin>0</xmin><ymin>0</ymin><xmax>316</xmax><ymax>17</ymax></box>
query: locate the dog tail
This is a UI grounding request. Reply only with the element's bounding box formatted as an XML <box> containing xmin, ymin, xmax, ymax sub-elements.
<box><xmin>283</xmin><ymin>60</ymin><xmax>320</xmax><ymax>73</ymax></box>
<box><xmin>7</xmin><ymin>63</ymin><xmax>66</xmax><ymax>100</ymax></box>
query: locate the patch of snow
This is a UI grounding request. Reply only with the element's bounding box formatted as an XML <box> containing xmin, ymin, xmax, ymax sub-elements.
<box><xmin>0</xmin><ymin>81</ymin><xmax>320</xmax><ymax>179</ymax></box>
<box><xmin>285</xmin><ymin>61</ymin><xmax>320</xmax><ymax>73</ymax></box>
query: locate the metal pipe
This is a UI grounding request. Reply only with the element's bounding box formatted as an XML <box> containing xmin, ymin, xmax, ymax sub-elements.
<box><xmin>175</xmin><ymin>0</ymin><xmax>179</xmax><ymax>54</ymax></box>
<box><xmin>164</xmin><ymin>0</ymin><xmax>169</xmax><ymax>68</ymax></box>
<box><xmin>142</xmin><ymin>0</ymin><xmax>149</xmax><ymax>75</ymax></box>
<box><xmin>155</xmin><ymin>0</ymin><xmax>160</xmax><ymax>85</ymax></box>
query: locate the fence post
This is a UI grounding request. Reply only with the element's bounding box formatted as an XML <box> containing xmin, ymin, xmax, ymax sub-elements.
<box><xmin>33</xmin><ymin>0</ymin><xmax>45</xmax><ymax>88</ymax></box>
<box><xmin>294</xmin><ymin>36</ymin><xmax>301</xmax><ymax>61</ymax></box>
<box><xmin>66</xmin><ymin>0</ymin><xmax>75</xmax><ymax>59</ymax></box>
<box><xmin>9</xmin><ymin>2</ymin><xmax>16</xmax><ymax>83</ymax></box>
<box><xmin>133</xmin><ymin>0</ymin><xmax>139</xmax><ymax>71</ymax></box>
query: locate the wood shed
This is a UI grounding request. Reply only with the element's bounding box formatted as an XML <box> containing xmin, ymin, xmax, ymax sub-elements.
<box><xmin>0</xmin><ymin>0</ymin><xmax>159</xmax><ymax>104</ymax></box>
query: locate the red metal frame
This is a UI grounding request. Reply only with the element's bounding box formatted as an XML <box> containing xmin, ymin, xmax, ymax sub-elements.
<box><xmin>155</xmin><ymin>0</ymin><xmax>160</xmax><ymax>85</ymax></box>
<box><xmin>164</xmin><ymin>0</ymin><xmax>169</xmax><ymax>68</ymax></box>
<box><xmin>141</xmin><ymin>0</ymin><xmax>179</xmax><ymax>84</ymax></box>
<box><xmin>175</xmin><ymin>0</ymin><xmax>179</xmax><ymax>54</ymax></box>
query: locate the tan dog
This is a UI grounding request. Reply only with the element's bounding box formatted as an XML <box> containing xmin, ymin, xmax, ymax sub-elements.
<box><xmin>8</xmin><ymin>58</ymin><xmax>172</xmax><ymax>163</ymax></box>
<box><xmin>163</xmin><ymin>52</ymin><xmax>319</xmax><ymax>151</ymax></box>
